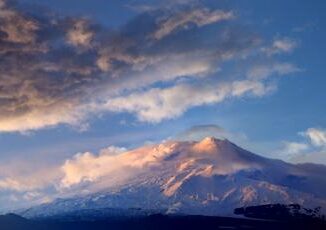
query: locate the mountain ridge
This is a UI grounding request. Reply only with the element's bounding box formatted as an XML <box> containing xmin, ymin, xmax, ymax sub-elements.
<box><xmin>18</xmin><ymin>137</ymin><xmax>326</xmax><ymax>218</ymax></box>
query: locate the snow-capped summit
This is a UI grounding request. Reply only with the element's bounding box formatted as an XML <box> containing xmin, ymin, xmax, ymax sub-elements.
<box><xmin>20</xmin><ymin>137</ymin><xmax>326</xmax><ymax>218</ymax></box>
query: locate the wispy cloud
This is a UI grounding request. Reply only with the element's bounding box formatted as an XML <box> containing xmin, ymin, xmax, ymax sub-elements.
<box><xmin>61</xmin><ymin>146</ymin><xmax>127</xmax><ymax>187</ymax></box>
<box><xmin>152</xmin><ymin>8</ymin><xmax>234</xmax><ymax>39</ymax></box>
<box><xmin>301</xmin><ymin>128</ymin><xmax>326</xmax><ymax>148</ymax></box>
<box><xmin>66</xmin><ymin>19</ymin><xmax>94</xmax><ymax>48</ymax></box>
<box><xmin>278</xmin><ymin>127</ymin><xmax>326</xmax><ymax>164</ymax></box>
<box><xmin>247</xmin><ymin>63</ymin><xmax>301</xmax><ymax>80</ymax></box>
<box><xmin>174</xmin><ymin>124</ymin><xmax>248</xmax><ymax>144</ymax></box>
<box><xmin>104</xmin><ymin>80</ymin><xmax>272</xmax><ymax>123</ymax></box>
<box><xmin>262</xmin><ymin>38</ymin><xmax>297</xmax><ymax>56</ymax></box>
<box><xmin>280</xmin><ymin>141</ymin><xmax>310</xmax><ymax>157</ymax></box>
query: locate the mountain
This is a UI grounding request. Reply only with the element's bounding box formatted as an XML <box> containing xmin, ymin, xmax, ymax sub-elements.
<box><xmin>19</xmin><ymin>137</ymin><xmax>326</xmax><ymax>219</ymax></box>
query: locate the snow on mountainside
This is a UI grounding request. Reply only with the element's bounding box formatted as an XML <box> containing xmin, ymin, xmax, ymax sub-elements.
<box><xmin>20</xmin><ymin>137</ymin><xmax>326</xmax><ymax>218</ymax></box>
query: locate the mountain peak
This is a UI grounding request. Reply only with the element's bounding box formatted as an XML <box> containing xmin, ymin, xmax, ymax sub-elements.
<box><xmin>200</xmin><ymin>136</ymin><xmax>229</xmax><ymax>145</ymax></box>
<box><xmin>201</xmin><ymin>136</ymin><xmax>220</xmax><ymax>143</ymax></box>
<box><xmin>192</xmin><ymin>136</ymin><xmax>230</xmax><ymax>154</ymax></box>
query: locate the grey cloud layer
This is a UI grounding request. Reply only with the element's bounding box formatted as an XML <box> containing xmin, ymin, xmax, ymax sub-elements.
<box><xmin>0</xmin><ymin>0</ymin><xmax>298</xmax><ymax>132</ymax></box>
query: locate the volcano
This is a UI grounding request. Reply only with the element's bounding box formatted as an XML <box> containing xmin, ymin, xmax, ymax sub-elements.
<box><xmin>20</xmin><ymin>137</ymin><xmax>326</xmax><ymax>219</ymax></box>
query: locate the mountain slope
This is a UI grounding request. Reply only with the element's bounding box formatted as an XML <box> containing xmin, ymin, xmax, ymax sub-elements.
<box><xmin>20</xmin><ymin>137</ymin><xmax>326</xmax><ymax>218</ymax></box>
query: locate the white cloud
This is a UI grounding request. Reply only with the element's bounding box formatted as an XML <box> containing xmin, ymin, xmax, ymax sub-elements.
<box><xmin>0</xmin><ymin>1</ymin><xmax>300</xmax><ymax>133</ymax></box>
<box><xmin>61</xmin><ymin>146</ymin><xmax>129</xmax><ymax>187</ymax></box>
<box><xmin>61</xmin><ymin>143</ymin><xmax>182</xmax><ymax>189</ymax></box>
<box><xmin>263</xmin><ymin>38</ymin><xmax>297</xmax><ymax>56</ymax></box>
<box><xmin>175</xmin><ymin>124</ymin><xmax>248</xmax><ymax>145</ymax></box>
<box><xmin>0</xmin><ymin>178</ymin><xmax>30</xmax><ymax>191</ymax></box>
<box><xmin>0</xmin><ymin>1</ymin><xmax>39</xmax><ymax>44</ymax></box>
<box><xmin>104</xmin><ymin>80</ymin><xmax>270</xmax><ymax>123</ymax></box>
<box><xmin>231</xmin><ymin>80</ymin><xmax>273</xmax><ymax>96</ymax></box>
<box><xmin>0</xmin><ymin>176</ymin><xmax>51</xmax><ymax>192</ymax></box>
<box><xmin>0</xmin><ymin>161</ymin><xmax>62</xmax><ymax>192</ymax></box>
<box><xmin>290</xmin><ymin>150</ymin><xmax>326</xmax><ymax>165</ymax></box>
<box><xmin>302</xmin><ymin>128</ymin><xmax>326</xmax><ymax>148</ymax></box>
<box><xmin>279</xmin><ymin>127</ymin><xmax>326</xmax><ymax>164</ymax></box>
<box><xmin>0</xmin><ymin>101</ymin><xmax>94</xmax><ymax>133</ymax></box>
<box><xmin>153</xmin><ymin>8</ymin><xmax>234</xmax><ymax>39</ymax></box>
<box><xmin>280</xmin><ymin>141</ymin><xmax>309</xmax><ymax>157</ymax></box>
<box><xmin>176</xmin><ymin>125</ymin><xmax>226</xmax><ymax>141</ymax></box>
<box><xmin>66</xmin><ymin>19</ymin><xmax>94</xmax><ymax>47</ymax></box>
<box><xmin>247</xmin><ymin>63</ymin><xmax>301</xmax><ymax>80</ymax></box>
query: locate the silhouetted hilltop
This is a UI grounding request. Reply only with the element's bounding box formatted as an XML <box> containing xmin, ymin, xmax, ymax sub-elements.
<box><xmin>235</xmin><ymin>203</ymin><xmax>326</xmax><ymax>222</ymax></box>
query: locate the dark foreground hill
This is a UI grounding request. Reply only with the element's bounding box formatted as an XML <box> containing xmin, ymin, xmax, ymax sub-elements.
<box><xmin>1</xmin><ymin>213</ymin><xmax>326</xmax><ymax>230</ymax></box>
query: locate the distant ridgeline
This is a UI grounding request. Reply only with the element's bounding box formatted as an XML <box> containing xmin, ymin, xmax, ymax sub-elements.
<box><xmin>234</xmin><ymin>203</ymin><xmax>325</xmax><ymax>221</ymax></box>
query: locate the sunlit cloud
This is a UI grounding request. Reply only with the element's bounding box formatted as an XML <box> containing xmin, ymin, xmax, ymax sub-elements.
<box><xmin>0</xmin><ymin>166</ymin><xmax>60</xmax><ymax>192</ymax></box>
<box><xmin>152</xmin><ymin>8</ymin><xmax>234</xmax><ymax>39</ymax></box>
<box><xmin>0</xmin><ymin>0</ymin><xmax>301</xmax><ymax>133</ymax></box>
<box><xmin>301</xmin><ymin>128</ymin><xmax>326</xmax><ymax>148</ymax></box>
<box><xmin>0</xmin><ymin>1</ymin><xmax>39</xmax><ymax>44</ymax></box>
<box><xmin>105</xmin><ymin>80</ymin><xmax>272</xmax><ymax>123</ymax></box>
<box><xmin>61</xmin><ymin>146</ymin><xmax>127</xmax><ymax>187</ymax></box>
<box><xmin>66</xmin><ymin>19</ymin><xmax>94</xmax><ymax>48</ymax></box>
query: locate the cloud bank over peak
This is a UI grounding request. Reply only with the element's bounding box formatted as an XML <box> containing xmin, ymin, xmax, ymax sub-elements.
<box><xmin>0</xmin><ymin>0</ymin><xmax>300</xmax><ymax>132</ymax></box>
<box><xmin>61</xmin><ymin>146</ymin><xmax>127</xmax><ymax>188</ymax></box>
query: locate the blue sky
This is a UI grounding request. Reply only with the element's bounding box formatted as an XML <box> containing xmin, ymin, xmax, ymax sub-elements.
<box><xmin>0</xmin><ymin>0</ymin><xmax>325</xmax><ymax>211</ymax></box>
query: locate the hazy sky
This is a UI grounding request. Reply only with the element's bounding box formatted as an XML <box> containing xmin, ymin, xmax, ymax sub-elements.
<box><xmin>0</xmin><ymin>0</ymin><xmax>325</xmax><ymax>211</ymax></box>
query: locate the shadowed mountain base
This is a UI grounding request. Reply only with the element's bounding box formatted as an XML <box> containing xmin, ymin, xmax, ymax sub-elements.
<box><xmin>1</xmin><ymin>213</ymin><xmax>326</xmax><ymax>230</ymax></box>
